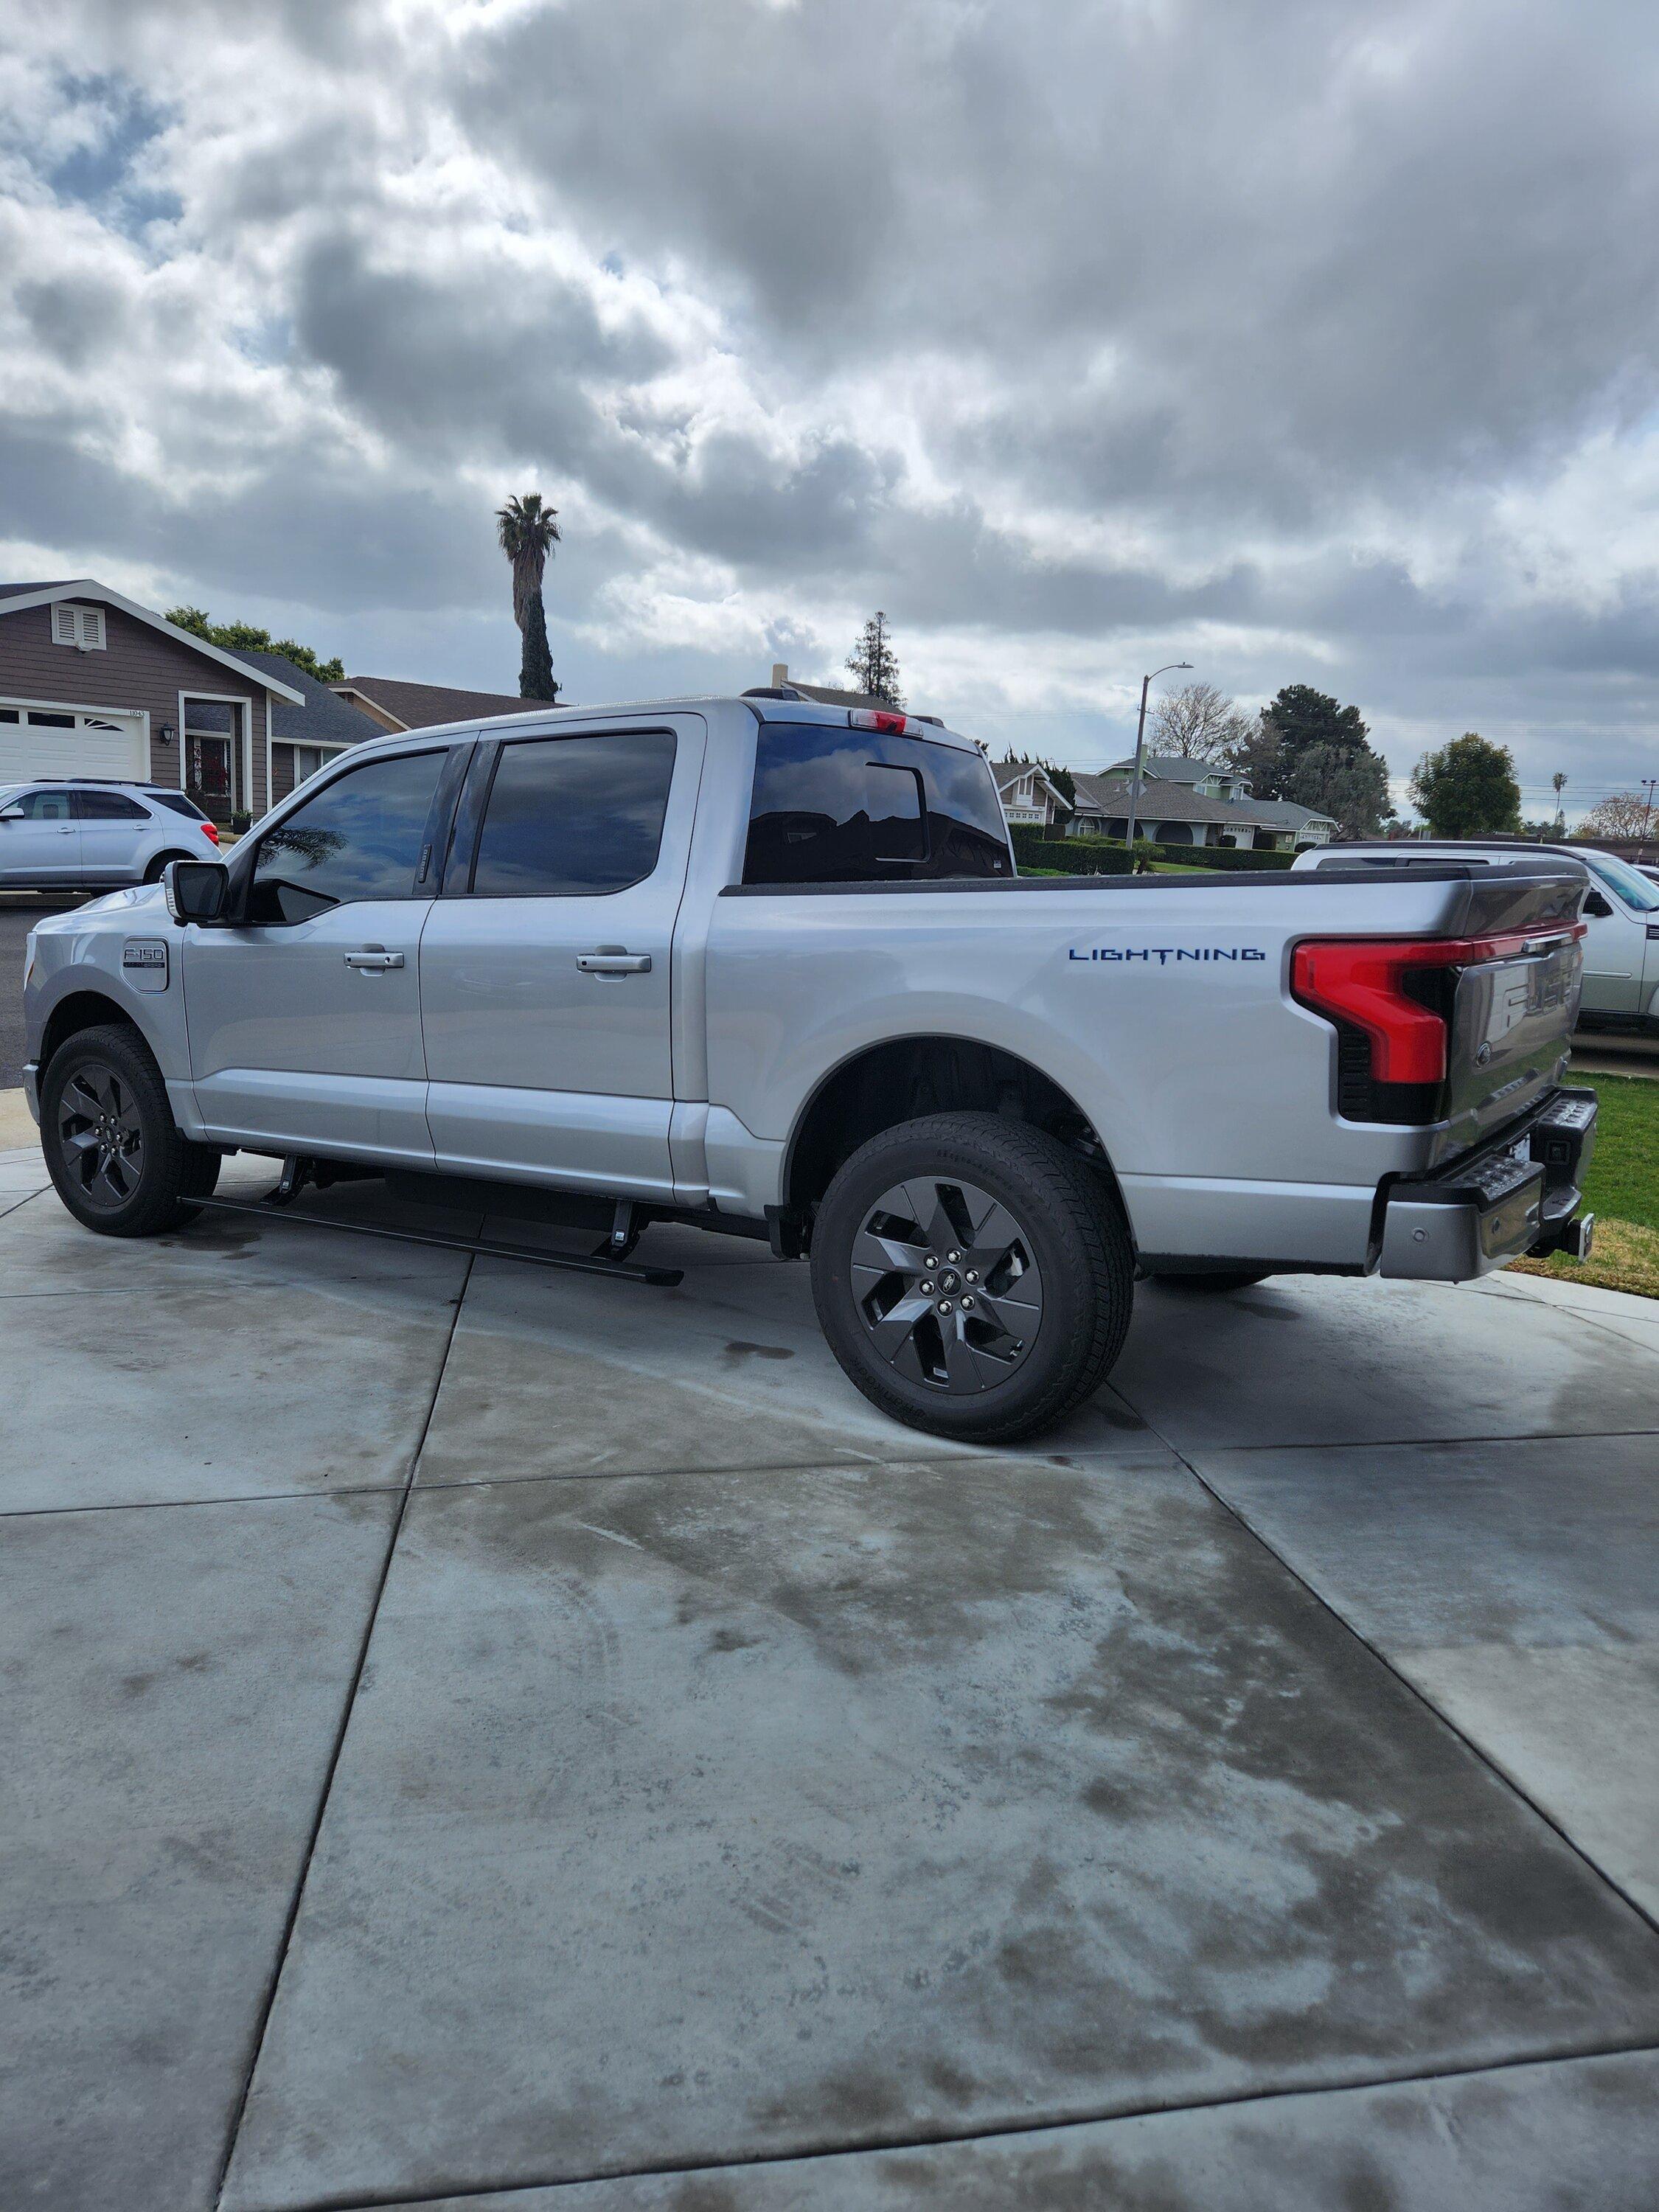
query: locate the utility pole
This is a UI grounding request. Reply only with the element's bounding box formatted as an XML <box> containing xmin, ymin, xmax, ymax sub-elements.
<box><xmin>1551</xmin><ymin>771</ymin><xmax>1567</xmax><ymax>838</ymax></box>
<box><xmin>1124</xmin><ymin>662</ymin><xmax>1192</xmax><ymax>852</ymax></box>
<box><xmin>1640</xmin><ymin>777</ymin><xmax>1658</xmax><ymax>860</ymax></box>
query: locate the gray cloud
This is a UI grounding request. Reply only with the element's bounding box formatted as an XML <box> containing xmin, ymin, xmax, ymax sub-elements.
<box><xmin>1</xmin><ymin>0</ymin><xmax>1656</xmax><ymax>812</ymax></box>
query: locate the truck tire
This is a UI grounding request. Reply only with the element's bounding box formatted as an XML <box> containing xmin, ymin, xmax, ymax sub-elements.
<box><xmin>1149</xmin><ymin>1269</ymin><xmax>1272</xmax><ymax>1292</ymax></box>
<box><xmin>41</xmin><ymin>1023</ymin><xmax>221</xmax><ymax>1237</ymax></box>
<box><xmin>810</xmin><ymin>1111</ymin><xmax>1133</xmax><ymax>1444</ymax></box>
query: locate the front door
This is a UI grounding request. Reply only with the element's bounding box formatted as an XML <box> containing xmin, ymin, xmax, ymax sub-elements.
<box><xmin>419</xmin><ymin>719</ymin><xmax>701</xmax><ymax>1200</ymax></box>
<box><xmin>0</xmin><ymin>787</ymin><xmax>81</xmax><ymax>885</ymax></box>
<box><xmin>183</xmin><ymin>745</ymin><xmax>456</xmax><ymax>1158</ymax></box>
<box><xmin>185</xmin><ymin>734</ymin><xmax>235</xmax><ymax>821</ymax></box>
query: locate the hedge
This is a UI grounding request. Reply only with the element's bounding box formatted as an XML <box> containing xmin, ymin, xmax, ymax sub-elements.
<box><xmin>1009</xmin><ymin>825</ymin><xmax>1298</xmax><ymax>874</ymax></box>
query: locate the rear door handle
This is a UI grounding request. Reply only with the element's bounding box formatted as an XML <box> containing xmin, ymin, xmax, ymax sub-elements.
<box><xmin>576</xmin><ymin>950</ymin><xmax>652</xmax><ymax>975</ymax></box>
<box><xmin>344</xmin><ymin>947</ymin><xmax>406</xmax><ymax>971</ymax></box>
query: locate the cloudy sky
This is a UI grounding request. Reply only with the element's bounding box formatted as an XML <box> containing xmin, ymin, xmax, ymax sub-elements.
<box><xmin>4</xmin><ymin>0</ymin><xmax>1658</xmax><ymax>817</ymax></box>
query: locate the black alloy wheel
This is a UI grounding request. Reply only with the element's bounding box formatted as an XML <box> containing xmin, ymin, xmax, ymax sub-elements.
<box><xmin>850</xmin><ymin>1173</ymin><xmax>1043</xmax><ymax>1395</ymax></box>
<box><xmin>41</xmin><ymin>1023</ymin><xmax>221</xmax><ymax>1237</ymax></box>
<box><xmin>811</xmin><ymin>1110</ymin><xmax>1134</xmax><ymax>1444</ymax></box>
<box><xmin>56</xmin><ymin>1061</ymin><xmax>146</xmax><ymax>1213</ymax></box>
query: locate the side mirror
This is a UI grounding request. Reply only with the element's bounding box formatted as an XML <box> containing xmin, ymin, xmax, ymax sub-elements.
<box><xmin>0</xmin><ymin>802</ymin><xmax>24</xmax><ymax>821</ymax></box>
<box><xmin>1582</xmin><ymin>890</ymin><xmax>1613</xmax><ymax>919</ymax></box>
<box><xmin>164</xmin><ymin>858</ymin><xmax>229</xmax><ymax>925</ymax></box>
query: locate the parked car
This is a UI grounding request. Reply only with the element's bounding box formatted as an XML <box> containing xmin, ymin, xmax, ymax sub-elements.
<box><xmin>1294</xmin><ymin>841</ymin><xmax>1659</xmax><ymax>1033</ymax></box>
<box><xmin>21</xmin><ymin>699</ymin><xmax>1595</xmax><ymax>1442</ymax></box>
<box><xmin>0</xmin><ymin>780</ymin><xmax>220</xmax><ymax>891</ymax></box>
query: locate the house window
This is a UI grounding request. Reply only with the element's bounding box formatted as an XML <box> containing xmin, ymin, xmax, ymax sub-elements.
<box><xmin>51</xmin><ymin>604</ymin><xmax>106</xmax><ymax>651</ymax></box>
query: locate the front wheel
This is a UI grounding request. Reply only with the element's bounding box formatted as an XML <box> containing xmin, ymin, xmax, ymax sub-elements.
<box><xmin>810</xmin><ymin>1111</ymin><xmax>1134</xmax><ymax>1444</ymax></box>
<box><xmin>41</xmin><ymin>1023</ymin><xmax>221</xmax><ymax>1236</ymax></box>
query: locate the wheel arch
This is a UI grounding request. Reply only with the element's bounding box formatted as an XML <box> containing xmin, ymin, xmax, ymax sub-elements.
<box><xmin>40</xmin><ymin>989</ymin><xmax>145</xmax><ymax>1074</ymax></box>
<box><xmin>781</xmin><ymin>1033</ymin><xmax>1124</xmax><ymax>1220</ymax></box>
<box><xmin>143</xmin><ymin>849</ymin><xmax>196</xmax><ymax>883</ymax></box>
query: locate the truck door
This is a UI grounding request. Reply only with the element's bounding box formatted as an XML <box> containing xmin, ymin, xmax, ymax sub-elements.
<box><xmin>417</xmin><ymin>716</ymin><xmax>703</xmax><ymax>1201</ymax></box>
<box><xmin>184</xmin><ymin>744</ymin><xmax>458</xmax><ymax>1158</ymax></box>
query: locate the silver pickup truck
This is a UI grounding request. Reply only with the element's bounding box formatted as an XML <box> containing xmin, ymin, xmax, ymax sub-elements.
<box><xmin>22</xmin><ymin>694</ymin><xmax>1596</xmax><ymax>1442</ymax></box>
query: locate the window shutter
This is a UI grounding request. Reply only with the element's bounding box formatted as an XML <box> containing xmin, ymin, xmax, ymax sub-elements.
<box><xmin>52</xmin><ymin>604</ymin><xmax>77</xmax><ymax>644</ymax></box>
<box><xmin>79</xmin><ymin>607</ymin><xmax>106</xmax><ymax>649</ymax></box>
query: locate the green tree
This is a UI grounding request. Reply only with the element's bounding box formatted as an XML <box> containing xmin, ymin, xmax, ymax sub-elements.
<box><xmin>845</xmin><ymin>611</ymin><xmax>904</xmax><ymax>705</ymax></box>
<box><xmin>164</xmin><ymin>607</ymin><xmax>344</xmax><ymax>684</ymax></box>
<box><xmin>1409</xmin><ymin>733</ymin><xmax>1523</xmax><ymax>838</ymax></box>
<box><xmin>1228</xmin><ymin>684</ymin><xmax>1391</xmax><ymax>836</ymax></box>
<box><xmin>1257</xmin><ymin>684</ymin><xmax>1371</xmax><ymax>778</ymax></box>
<box><xmin>495</xmin><ymin>491</ymin><xmax>562</xmax><ymax>701</ymax></box>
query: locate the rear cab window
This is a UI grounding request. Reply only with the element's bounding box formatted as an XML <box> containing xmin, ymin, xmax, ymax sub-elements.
<box><xmin>743</xmin><ymin>721</ymin><xmax>1011</xmax><ymax>884</ymax></box>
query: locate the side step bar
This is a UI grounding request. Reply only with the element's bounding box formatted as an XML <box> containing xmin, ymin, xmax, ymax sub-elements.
<box><xmin>192</xmin><ymin>1192</ymin><xmax>684</xmax><ymax>1287</ymax></box>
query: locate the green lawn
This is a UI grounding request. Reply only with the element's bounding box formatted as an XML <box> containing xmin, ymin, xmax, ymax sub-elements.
<box><xmin>1514</xmin><ymin>1066</ymin><xmax>1659</xmax><ymax>1298</ymax></box>
<box><xmin>1562</xmin><ymin>1070</ymin><xmax>1659</xmax><ymax>1231</ymax></box>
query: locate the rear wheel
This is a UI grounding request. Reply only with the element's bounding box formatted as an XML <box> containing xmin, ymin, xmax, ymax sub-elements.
<box><xmin>810</xmin><ymin>1111</ymin><xmax>1133</xmax><ymax>1444</ymax></box>
<box><xmin>41</xmin><ymin>1023</ymin><xmax>220</xmax><ymax>1237</ymax></box>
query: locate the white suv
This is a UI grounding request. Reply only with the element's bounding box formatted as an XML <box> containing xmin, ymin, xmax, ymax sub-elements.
<box><xmin>0</xmin><ymin>780</ymin><xmax>221</xmax><ymax>891</ymax></box>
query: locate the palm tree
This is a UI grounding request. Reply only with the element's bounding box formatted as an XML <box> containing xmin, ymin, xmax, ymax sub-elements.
<box><xmin>496</xmin><ymin>493</ymin><xmax>561</xmax><ymax>699</ymax></box>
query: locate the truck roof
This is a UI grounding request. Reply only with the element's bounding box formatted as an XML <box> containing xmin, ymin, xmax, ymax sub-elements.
<box><xmin>328</xmin><ymin>695</ymin><xmax>985</xmax><ymax>757</ymax></box>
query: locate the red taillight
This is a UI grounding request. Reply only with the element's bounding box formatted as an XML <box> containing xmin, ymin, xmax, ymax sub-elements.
<box><xmin>1290</xmin><ymin>925</ymin><xmax>1584</xmax><ymax>1085</ymax></box>
<box><xmin>849</xmin><ymin>708</ymin><xmax>910</xmax><ymax>735</ymax></box>
<box><xmin>201</xmin><ymin>821</ymin><xmax>220</xmax><ymax>844</ymax></box>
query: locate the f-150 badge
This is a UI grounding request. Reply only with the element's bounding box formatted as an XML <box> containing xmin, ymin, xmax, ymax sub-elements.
<box><xmin>122</xmin><ymin>939</ymin><xmax>170</xmax><ymax>991</ymax></box>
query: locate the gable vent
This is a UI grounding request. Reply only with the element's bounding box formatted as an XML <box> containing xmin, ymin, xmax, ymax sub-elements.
<box><xmin>52</xmin><ymin>603</ymin><xmax>106</xmax><ymax>651</ymax></box>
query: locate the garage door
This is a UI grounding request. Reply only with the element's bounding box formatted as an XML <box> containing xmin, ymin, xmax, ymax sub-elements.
<box><xmin>0</xmin><ymin>706</ymin><xmax>148</xmax><ymax>784</ymax></box>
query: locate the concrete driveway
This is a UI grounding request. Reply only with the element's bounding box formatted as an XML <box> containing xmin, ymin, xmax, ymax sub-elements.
<box><xmin>3</xmin><ymin>1144</ymin><xmax>1657</xmax><ymax>2211</ymax></box>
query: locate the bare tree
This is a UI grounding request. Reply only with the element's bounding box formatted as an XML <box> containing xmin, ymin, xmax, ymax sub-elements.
<box><xmin>1147</xmin><ymin>681</ymin><xmax>1254</xmax><ymax>764</ymax></box>
<box><xmin>1578</xmin><ymin>791</ymin><xmax>1657</xmax><ymax>840</ymax></box>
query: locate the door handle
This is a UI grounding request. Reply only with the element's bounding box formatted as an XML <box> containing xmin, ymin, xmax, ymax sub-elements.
<box><xmin>344</xmin><ymin>947</ymin><xmax>406</xmax><ymax>971</ymax></box>
<box><xmin>576</xmin><ymin>950</ymin><xmax>652</xmax><ymax>975</ymax></box>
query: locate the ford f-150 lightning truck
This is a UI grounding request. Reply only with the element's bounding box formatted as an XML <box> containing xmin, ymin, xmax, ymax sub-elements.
<box><xmin>21</xmin><ymin>694</ymin><xmax>1597</xmax><ymax>1441</ymax></box>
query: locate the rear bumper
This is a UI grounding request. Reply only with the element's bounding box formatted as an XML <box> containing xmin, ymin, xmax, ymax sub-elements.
<box><xmin>1377</xmin><ymin>1086</ymin><xmax>1597</xmax><ymax>1281</ymax></box>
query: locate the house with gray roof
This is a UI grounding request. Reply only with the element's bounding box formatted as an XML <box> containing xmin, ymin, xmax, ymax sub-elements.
<box><xmin>1075</xmin><ymin>752</ymin><xmax>1336</xmax><ymax>849</ymax></box>
<box><xmin>1069</xmin><ymin>760</ymin><xmax>1335</xmax><ymax>850</ymax></box>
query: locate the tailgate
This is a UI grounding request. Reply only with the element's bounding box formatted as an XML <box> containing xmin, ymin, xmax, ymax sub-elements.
<box><xmin>1435</xmin><ymin>866</ymin><xmax>1586</xmax><ymax>1159</ymax></box>
<box><xmin>1440</xmin><ymin>931</ymin><xmax>1581</xmax><ymax>1155</ymax></box>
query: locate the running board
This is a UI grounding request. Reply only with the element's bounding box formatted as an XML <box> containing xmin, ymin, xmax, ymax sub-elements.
<box><xmin>191</xmin><ymin>1194</ymin><xmax>684</xmax><ymax>1286</ymax></box>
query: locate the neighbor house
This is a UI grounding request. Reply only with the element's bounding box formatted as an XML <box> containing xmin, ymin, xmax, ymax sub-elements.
<box><xmin>0</xmin><ymin>580</ymin><xmax>323</xmax><ymax>824</ymax></box>
<box><xmin>0</xmin><ymin>580</ymin><xmax>552</xmax><ymax>823</ymax></box>
<box><xmin>990</xmin><ymin>759</ymin><xmax>1070</xmax><ymax>830</ymax></box>
<box><xmin>1068</xmin><ymin>754</ymin><xmax>1336</xmax><ymax>850</ymax></box>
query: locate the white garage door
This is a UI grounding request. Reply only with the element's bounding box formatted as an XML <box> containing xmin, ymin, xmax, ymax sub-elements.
<box><xmin>0</xmin><ymin>706</ymin><xmax>148</xmax><ymax>784</ymax></box>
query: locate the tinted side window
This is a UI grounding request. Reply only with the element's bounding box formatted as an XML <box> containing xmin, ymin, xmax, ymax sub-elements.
<box><xmin>470</xmin><ymin>731</ymin><xmax>676</xmax><ymax>897</ymax></box>
<box><xmin>74</xmin><ymin>790</ymin><xmax>148</xmax><ymax>820</ymax></box>
<box><xmin>153</xmin><ymin>791</ymin><xmax>209</xmax><ymax>821</ymax></box>
<box><xmin>743</xmin><ymin>724</ymin><xmax>1012</xmax><ymax>884</ymax></box>
<box><xmin>249</xmin><ymin>750</ymin><xmax>445</xmax><ymax>922</ymax></box>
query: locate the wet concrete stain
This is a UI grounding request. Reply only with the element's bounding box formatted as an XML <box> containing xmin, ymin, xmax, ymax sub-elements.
<box><xmin>229</xmin><ymin>1456</ymin><xmax>1659</xmax><ymax>2201</ymax></box>
<box><xmin>723</xmin><ymin>1341</ymin><xmax>796</xmax><ymax>1363</ymax></box>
